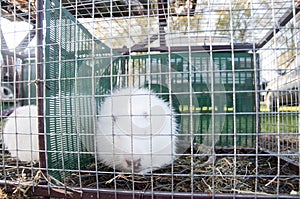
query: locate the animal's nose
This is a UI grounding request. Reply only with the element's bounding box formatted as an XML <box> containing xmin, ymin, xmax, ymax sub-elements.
<box><xmin>125</xmin><ymin>157</ymin><xmax>141</xmax><ymax>170</ymax></box>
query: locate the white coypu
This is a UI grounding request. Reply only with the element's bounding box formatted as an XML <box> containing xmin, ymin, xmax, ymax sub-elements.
<box><xmin>96</xmin><ymin>87</ymin><xmax>178</xmax><ymax>173</ymax></box>
<box><xmin>2</xmin><ymin>105</ymin><xmax>39</xmax><ymax>162</ymax></box>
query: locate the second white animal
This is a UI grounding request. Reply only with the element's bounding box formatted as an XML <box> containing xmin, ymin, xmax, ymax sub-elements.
<box><xmin>2</xmin><ymin>105</ymin><xmax>39</xmax><ymax>162</ymax></box>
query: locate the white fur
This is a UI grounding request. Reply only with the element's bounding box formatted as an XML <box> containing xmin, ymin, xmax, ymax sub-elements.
<box><xmin>96</xmin><ymin>87</ymin><xmax>178</xmax><ymax>172</ymax></box>
<box><xmin>2</xmin><ymin>105</ymin><xmax>39</xmax><ymax>162</ymax></box>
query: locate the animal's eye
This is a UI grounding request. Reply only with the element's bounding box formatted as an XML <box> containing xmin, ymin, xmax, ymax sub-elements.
<box><xmin>112</xmin><ymin>115</ymin><xmax>116</xmax><ymax>122</ymax></box>
<box><xmin>142</xmin><ymin>112</ymin><xmax>148</xmax><ymax>118</ymax></box>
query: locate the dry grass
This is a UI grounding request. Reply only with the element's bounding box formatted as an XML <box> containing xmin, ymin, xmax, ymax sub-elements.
<box><xmin>0</xmin><ymin>141</ymin><xmax>298</xmax><ymax>197</ymax></box>
<box><xmin>65</xmin><ymin>145</ymin><xmax>299</xmax><ymax>196</ymax></box>
<box><xmin>0</xmin><ymin>188</ymin><xmax>8</xmax><ymax>199</ymax></box>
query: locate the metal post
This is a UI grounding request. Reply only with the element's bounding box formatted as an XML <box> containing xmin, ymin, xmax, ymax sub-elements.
<box><xmin>36</xmin><ymin>0</ymin><xmax>47</xmax><ymax>173</ymax></box>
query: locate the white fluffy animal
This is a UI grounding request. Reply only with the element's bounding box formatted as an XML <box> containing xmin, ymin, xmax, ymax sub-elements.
<box><xmin>2</xmin><ymin>105</ymin><xmax>39</xmax><ymax>162</ymax></box>
<box><xmin>96</xmin><ymin>87</ymin><xmax>178</xmax><ymax>173</ymax></box>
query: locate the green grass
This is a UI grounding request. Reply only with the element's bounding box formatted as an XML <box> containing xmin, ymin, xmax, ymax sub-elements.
<box><xmin>260</xmin><ymin>103</ymin><xmax>299</xmax><ymax>133</ymax></box>
<box><xmin>260</xmin><ymin>113</ymin><xmax>298</xmax><ymax>133</ymax></box>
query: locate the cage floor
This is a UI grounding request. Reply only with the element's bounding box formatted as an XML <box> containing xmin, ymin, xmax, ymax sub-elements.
<box><xmin>65</xmin><ymin>146</ymin><xmax>299</xmax><ymax>196</ymax></box>
<box><xmin>0</xmin><ymin>145</ymin><xmax>298</xmax><ymax>198</ymax></box>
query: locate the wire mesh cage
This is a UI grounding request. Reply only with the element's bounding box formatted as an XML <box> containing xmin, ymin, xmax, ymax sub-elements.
<box><xmin>0</xmin><ymin>0</ymin><xmax>299</xmax><ymax>198</ymax></box>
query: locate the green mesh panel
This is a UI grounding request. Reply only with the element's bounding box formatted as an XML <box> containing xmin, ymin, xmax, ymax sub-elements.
<box><xmin>45</xmin><ymin>0</ymin><xmax>119</xmax><ymax>179</ymax></box>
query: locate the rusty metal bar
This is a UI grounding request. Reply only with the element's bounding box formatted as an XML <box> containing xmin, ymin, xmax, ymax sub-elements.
<box><xmin>24</xmin><ymin>186</ymin><xmax>298</xmax><ymax>199</ymax></box>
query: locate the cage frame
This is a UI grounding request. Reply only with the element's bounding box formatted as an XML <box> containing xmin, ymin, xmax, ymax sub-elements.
<box><xmin>0</xmin><ymin>0</ymin><xmax>299</xmax><ymax>198</ymax></box>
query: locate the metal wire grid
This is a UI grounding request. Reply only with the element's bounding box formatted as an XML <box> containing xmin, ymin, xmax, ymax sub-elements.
<box><xmin>72</xmin><ymin>0</ymin><xmax>298</xmax><ymax>49</ymax></box>
<box><xmin>258</xmin><ymin>5</ymin><xmax>300</xmax><ymax>166</ymax></box>
<box><xmin>0</xmin><ymin>0</ymin><xmax>299</xmax><ymax>198</ymax></box>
